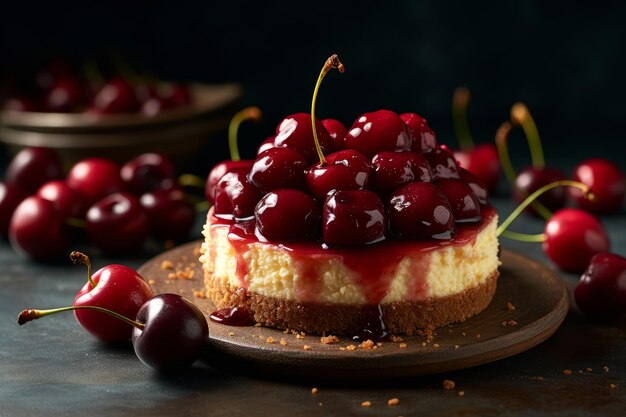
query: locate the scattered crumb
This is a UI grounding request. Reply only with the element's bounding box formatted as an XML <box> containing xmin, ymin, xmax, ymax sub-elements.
<box><xmin>390</xmin><ymin>335</ymin><xmax>404</xmax><ymax>342</ymax></box>
<box><xmin>563</xmin><ymin>369</ymin><xmax>573</xmax><ymax>375</ymax></box>
<box><xmin>361</xmin><ymin>401</ymin><xmax>372</xmax><ymax>408</ymax></box>
<box><xmin>443</xmin><ymin>380</ymin><xmax>456</xmax><ymax>390</ymax></box>
<box><xmin>387</xmin><ymin>398</ymin><xmax>400</xmax><ymax>406</ymax></box>
<box><xmin>303</xmin><ymin>345</ymin><xmax>312</xmax><ymax>351</ymax></box>
<box><xmin>192</xmin><ymin>289</ymin><xmax>207</xmax><ymax>299</ymax></box>
<box><xmin>266</xmin><ymin>337</ymin><xmax>275</xmax><ymax>344</ymax></box>
<box><xmin>578</xmin><ymin>370</ymin><xmax>583</xmax><ymax>374</ymax></box>
<box><xmin>475</xmin><ymin>333</ymin><xmax>481</xmax><ymax>339</ymax></box>
<box><xmin>167</xmin><ymin>272</ymin><xmax>176</xmax><ymax>280</ymax></box>
<box><xmin>228</xmin><ymin>332</ymin><xmax>235</xmax><ymax>336</ymax></box>
<box><xmin>280</xmin><ymin>338</ymin><xmax>287</xmax><ymax>346</ymax></box>
<box><xmin>339</xmin><ymin>347</ymin><xmax>345</xmax><ymax>351</ymax></box>
<box><xmin>161</xmin><ymin>260</ymin><xmax>174</xmax><ymax>270</ymax></box>
<box><xmin>603</xmin><ymin>366</ymin><xmax>610</xmax><ymax>372</ymax></box>
<box><xmin>458</xmin><ymin>391</ymin><xmax>465</xmax><ymax>397</ymax></box>
<box><xmin>311</xmin><ymin>388</ymin><xmax>318</xmax><ymax>395</ymax></box>
<box><xmin>454</xmin><ymin>345</ymin><xmax>460</xmax><ymax>350</ymax></box>
<box><xmin>433</xmin><ymin>343</ymin><xmax>440</xmax><ymax>348</ymax></box>
<box><xmin>254</xmin><ymin>323</ymin><xmax>262</xmax><ymax>327</ymax></box>
<box><xmin>586</xmin><ymin>367</ymin><xmax>593</xmax><ymax>372</ymax></box>
<box><xmin>399</xmin><ymin>343</ymin><xmax>407</xmax><ymax>349</ymax></box>
<box><xmin>506</xmin><ymin>301</ymin><xmax>516</xmax><ymax>312</ymax></box>
<box><xmin>610</xmin><ymin>384</ymin><xmax>617</xmax><ymax>390</ymax></box>
<box><xmin>360</xmin><ymin>340</ymin><xmax>375</xmax><ymax>350</ymax></box>
<box><xmin>193</xmin><ymin>245</ymin><xmax>201</xmax><ymax>257</ymax></box>
<box><xmin>148</xmin><ymin>279</ymin><xmax>156</xmax><ymax>285</ymax></box>
<box><xmin>502</xmin><ymin>320</ymin><xmax>518</xmax><ymax>327</ymax></box>
<box><xmin>462</xmin><ymin>332</ymin><xmax>466</xmax><ymax>336</ymax></box>
<box><xmin>296</xmin><ymin>334</ymin><xmax>305</xmax><ymax>339</ymax></box>
<box><xmin>320</xmin><ymin>335</ymin><xmax>339</xmax><ymax>345</ymax></box>
<box><xmin>376</xmin><ymin>342</ymin><xmax>383</xmax><ymax>347</ymax></box>
<box><xmin>175</xmin><ymin>268</ymin><xmax>195</xmax><ymax>280</ymax></box>
<box><xmin>318</xmin><ymin>402</ymin><xmax>322</xmax><ymax>406</ymax></box>
<box><xmin>346</xmin><ymin>344</ymin><xmax>356</xmax><ymax>351</ymax></box>
<box><xmin>164</xmin><ymin>280</ymin><xmax>171</xmax><ymax>284</ymax></box>
<box><xmin>422</xmin><ymin>342</ymin><xmax>427</xmax><ymax>347</ymax></box>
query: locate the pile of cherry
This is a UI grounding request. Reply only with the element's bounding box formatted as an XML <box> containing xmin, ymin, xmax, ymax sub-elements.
<box><xmin>0</xmin><ymin>148</ymin><xmax>195</xmax><ymax>260</ymax></box>
<box><xmin>1</xmin><ymin>59</ymin><xmax>191</xmax><ymax>116</ymax></box>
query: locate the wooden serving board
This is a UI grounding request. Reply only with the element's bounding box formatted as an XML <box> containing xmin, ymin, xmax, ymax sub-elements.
<box><xmin>138</xmin><ymin>242</ymin><xmax>568</xmax><ymax>379</ymax></box>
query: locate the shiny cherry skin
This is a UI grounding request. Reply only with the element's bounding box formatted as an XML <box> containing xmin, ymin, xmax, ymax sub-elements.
<box><xmin>67</xmin><ymin>158</ymin><xmax>124</xmax><ymax>206</ymax></box>
<box><xmin>344</xmin><ymin>110</ymin><xmax>411</xmax><ymax>158</ymax></box>
<box><xmin>400</xmin><ymin>113</ymin><xmax>437</xmax><ymax>153</ymax></box>
<box><xmin>436</xmin><ymin>178</ymin><xmax>482</xmax><ymax>223</ymax></box>
<box><xmin>323</xmin><ymin>189</ymin><xmax>385</xmax><ymax>246</ymax></box>
<box><xmin>574</xmin><ymin>252</ymin><xmax>626</xmax><ymax>321</ymax></box>
<box><xmin>543</xmin><ymin>208</ymin><xmax>610</xmax><ymax>272</ymax></box>
<box><xmin>306</xmin><ymin>150</ymin><xmax>372</xmax><ymax>199</ymax></box>
<box><xmin>9</xmin><ymin>196</ymin><xmax>68</xmax><ymax>261</ymax></box>
<box><xmin>453</xmin><ymin>143</ymin><xmax>501</xmax><ymax>192</ymax></box>
<box><xmin>274</xmin><ymin>113</ymin><xmax>334</xmax><ymax>164</ymax></box>
<box><xmin>86</xmin><ymin>192</ymin><xmax>150</xmax><ymax>255</ymax></box>
<box><xmin>133</xmin><ymin>293</ymin><xmax>209</xmax><ymax>371</ymax></box>
<box><xmin>36</xmin><ymin>180</ymin><xmax>86</xmax><ymax>218</ymax></box>
<box><xmin>249</xmin><ymin>147</ymin><xmax>308</xmax><ymax>192</ymax></box>
<box><xmin>6</xmin><ymin>147</ymin><xmax>63</xmax><ymax>194</ymax></box>
<box><xmin>256</xmin><ymin>136</ymin><xmax>276</xmax><ymax>155</ymax></box>
<box><xmin>388</xmin><ymin>182</ymin><xmax>455</xmax><ymax>240</ymax></box>
<box><xmin>213</xmin><ymin>168</ymin><xmax>261</xmax><ymax>221</ymax></box>
<box><xmin>371</xmin><ymin>151</ymin><xmax>432</xmax><ymax>196</ymax></box>
<box><xmin>459</xmin><ymin>168</ymin><xmax>489</xmax><ymax>206</ymax></box>
<box><xmin>255</xmin><ymin>189</ymin><xmax>320</xmax><ymax>241</ymax></box>
<box><xmin>141</xmin><ymin>96</ymin><xmax>169</xmax><ymax>116</ymax></box>
<box><xmin>0</xmin><ymin>181</ymin><xmax>28</xmax><ymax>236</ymax></box>
<box><xmin>570</xmin><ymin>158</ymin><xmax>625</xmax><ymax>215</ymax></box>
<box><xmin>74</xmin><ymin>263</ymin><xmax>154</xmax><ymax>343</ymax></box>
<box><xmin>91</xmin><ymin>77</ymin><xmax>140</xmax><ymax>114</ymax></box>
<box><xmin>140</xmin><ymin>187</ymin><xmax>195</xmax><ymax>242</ymax></box>
<box><xmin>44</xmin><ymin>78</ymin><xmax>85</xmax><ymax>112</ymax></box>
<box><xmin>514</xmin><ymin>167</ymin><xmax>566</xmax><ymax>215</ymax></box>
<box><xmin>423</xmin><ymin>146</ymin><xmax>460</xmax><ymax>180</ymax></box>
<box><xmin>322</xmin><ymin>119</ymin><xmax>348</xmax><ymax>150</ymax></box>
<box><xmin>121</xmin><ymin>153</ymin><xmax>176</xmax><ymax>195</ymax></box>
<box><xmin>205</xmin><ymin>160</ymin><xmax>254</xmax><ymax>205</ymax></box>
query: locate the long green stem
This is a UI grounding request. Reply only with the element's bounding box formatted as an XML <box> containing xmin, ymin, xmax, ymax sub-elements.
<box><xmin>497</xmin><ymin>180</ymin><xmax>593</xmax><ymax>237</ymax></box>
<box><xmin>452</xmin><ymin>87</ymin><xmax>474</xmax><ymax>150</ymax></box>
<box><xmin>311</xmin><ymin>54</ymin><xmax>345</xmax><ymax>165</ymax></box>
<box><xmin>511</xmin><ymin>103</ymin><xmax>545</xmax><ymax>169</ymax></box>
<box><xmin>18</xmin><ymin>305</ymin><xmax>144</xmax><ymax>329</ymax></box>
<box><xmin>500</xmin><ymin>230</ymin><xmax>547</xmax><ymax>243</ymax></box>
<box><xmin>228</xmin><ymin>107</ymin><xmax>262</xmax><ymax>162</ymax></box>
<box><xmin>70</xmin><ymin>251</ymin><xmax>95</xmax><ymax>289</ymax></box>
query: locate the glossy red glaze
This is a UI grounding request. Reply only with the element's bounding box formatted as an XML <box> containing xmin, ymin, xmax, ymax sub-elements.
<box><xmin>67</xmin><ymin>158</ymin><xmax>124</xmax><ymax>206</ymax></box>
<box><xmin>371</xmin><ymin>151</ymin><xmax>432</xmax><ymax>196</ymax></box>
<box><xmin>6</xmin><ymin>147</ymin><xmax>63</xmax><ymax>194</ymax></box>
<box><xmin>453</xmin><ymin>143</ymin><xmax>501</xmax><ymax>192</ymax></box>
<box><xmin>323</xmin><ymin>189</ymin><xmax>386</xmax><ymax>246</ymax></box>
<box><xmin>140</xmin><ymin>187</ymin><xmax>195</xmax><ymax>242</ymax></box>
<box><xmin>570</xmin><ymin>158</ymin><xmax>625</xmax><ymax>215</ymax></box>
<box><xmin>213</xmin><ymin>168</ymin><xmax>261</xmax><ymax>221</ymax></box>
<box><xmin>513</xmin><ymin>167</ymin><xmax>566</xmax><ymax>216</ymax></box>
<box><xmin>306</xmin><ymin>149</ymin><xmax>372</xmax><ymax>199</ymax></box>
<box><xmin>436</xmin><ymin>178</ymin><xmax>482</xmax><ymax>223</ymax></box>
<box><xmin>255</xmin><ymin>189</ymin><xmax>320</xmax><ymax>242</ymax></box>
<box><xmin>274</xmin><ymin>113</ymin><xmax>334</xmax><ymax>164</ymax></box>
<box><xmin>36</xmin><ymin>180</ymin><xmax>86</xmax><ymax>218</ymax></box>
<box><xmin>121</xmin><ymin>153</ymin><xmax>176</xmax><ymax>195</ymax></box>
<box><xmin>249</xmin><ymin>147</ymin><xmax>308</xmax><ymax>192</ymax></box>
<box><xmin>400</xmin><ymin>112</ymin><xmax>437</xmax><ymax>153</ymax></box>
<box><xmin>205</xmin><ymin>160</ymin><xmax>254</xmax><ymax>205</ymax></box>
<box><xmin>210</xmin><ymin>306</ymin><xmax>254</xmax><ymax>326</ymax></box>
<box><xmin>344</xmin><ymin>110</ymin><xmax>411</xmax><ymax>158</ymax></box>
<box><xmin>0</xmin><ymin>182</ymin><xmax>28</xmax><ymax>236</ymax></box>
<box><xmin>574</xmin><ymin>252</ymin><xmax>626</xmax><ymax>321</ymax></box>
<box><xmin>423</xmin><ymin>146</ymin><xmax>460</xmax><ymax>180</ymax></box>
<box><xmin>322</xmin><ymin>118</ymin><xmax>348</xmax><ymax>150</ymax></box>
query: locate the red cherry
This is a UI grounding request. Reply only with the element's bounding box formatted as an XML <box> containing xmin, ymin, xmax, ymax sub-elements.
<box><xmin>160</xmin><ymin>83</ymin><xmax>192</xmax><ymax>108</ymax></box>
<box><xmin>388</xmin><ymin>182</ymin><xmax>455</xmax><ymax>239</ymax></box>
<box><xmin>436</xmin><ymin>179</ymin><xmax>482</xmax><ymax>223</ymax></box>
<box><xmin>3</xmin><ymin>97</ymin><xmax>38</xmax><ymax>112</ymax></box>
<box><xmin>6</xmin><ymin>147</ymin><xmax>63</xmax><ymax>194</ymax></box>
<box><xmin>574</xmin><ymin>252</ymin><xmax>626</xmax><ymax>321</ymax></box>
<box><xmin>67</xmin><ymin>158</ymin><xmax>124</xmax><ymax>206</ymax></box>
<box><xmin>140</xmin><ymin>187</ymin><xmax>195</xmax><ymax>242</ymax></box>
<box><xmin>44</xmin><ymin>78</ymin><xmax>85</xmax><ymax>112</ymax></box>
<box><xmin>36</xmin><ymin>180</ymin><xmax>86</xmax><ymax>218</ymax></box>
<box><xmin>344</xmin><ymin>110</ymin><xmax>411</xmax><ymax>158</ymax></box>
<box><xmin>0</xmin><ymin>181</ymin><xmax>28</xmax><ymax>236</ymax></box>
<box><xmin>256</xmin><ymin>136</ymin><xmax>276</xmax><ymax>155</ymax></box>
<box><xmin>306</xmin><ymin>150</ymin><xmax>372</xmax><ymax>199</ymax></box>
<box><xmin>514</xmin><ymin>167</ymin><xmax>566</xmax><ymax>215</ymax></box>
<box><xmin>205</xmin><ymin>160</ymin><xmax>254</xmax><ymax>205</ymax></box>
<box><xmin>274</xmin><ymin>113</ymin><xmax>335</xmax><ymax>164</ymax></box>
<box><xmin>9</xmin><ymin>196</ymin><xmax>68</xmax><ymax>261</ymax></box>
<box><xmin>86</xmin><ymin>192</ymin><xmax>150</xmax><ymax>255</ymax></box>
<box><xmin>400</xmin><ymin>113</ymin><xmax>437</xmax><ymax>153</ymax></box>
<box><xmin>213</xmin><ymin>169</ymin><xmax>261</xmax><ymax>221</ymax></box>
<box><xmin>423</xmin><ymin>146</ymin><xmax>460</xmax><ymax>180</ymax></box>
<box><xmin>371</xmin><ymin>151</ymin><xmax>432</xmax><ymax>196</ymax></box>
<box><xmin>255</xmin><ymin>189</ymin><xmax>320</xmax><ymax>241</ymax></box>
<box><xmin>322</xmin><ymin>119</ymin><xmax>348</xmax><ymax>150</ymax></box>
<box><xmin>141</xmin><ymin>96</ymin><xmax>169</xmax><ymax>116</ymax></box>
<box><xmin>121</xmin><ymin>153</ymin><xmax>176</xmax><ymax>195</ymax></box>
<box><xmin>249</xmin><ymin>147</ymin><xmax>308</xmax><ymax>192</ymax></box>
<box><xmin>543</xmin><ymin>208</ymin><xmax>610</xmax><ymax>272</ymax></box>
<box><xmin>570</xmin><ymin>158</ymin><xmax>625</xmax><ymax>215</ymax></box>
<box><xmin>459</xmin><ymin>168</ymin><xmax>489</xmax><ymax>206</ymax></box>
<box><xmin>453</xmin><ymin>143</ymin><xmax>501</xmax><ymax>192</ymax></box>
<box><xmin>91</xmin><ymin>77</ymin><xmax>140</xmax><ymax>114</ymax></box>
<box><xmin>323</xmin><ymin>189</ymin><xmax>386</xmax><ymax>246</ymax></box>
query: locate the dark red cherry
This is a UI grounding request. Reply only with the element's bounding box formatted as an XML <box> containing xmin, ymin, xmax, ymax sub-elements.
<box><xmin>400</xmin><ymin>113</ymin><xmax>437</xmax><ymax>153</ymax></box>
<box><xmin>91</xmin><ymin>77</ymin><xmax>140</xmax><ymax>114</ymax></box>
<box><xmin>306</xmin><ymin>150</ymin><xmax>372</xmax><ymax>199</ymax></box>
<box><xmin>205</xmin><ymin>160</ymin><xmax>254</xmax><ymax>205</ymax></box>
<box><xmin>543</xmin><ymin>208</ymin><xmax>610</xmax><ymax>272</ymax></box>
<box><xmin>36</xmin><ymin>180</ymin><xmax>86</xmax><ymax>218</ymax></box>
<box><xmin>423</xmin><ymin>146</ymin><xmax>460</xmax><ymax>180</ymax></box>
<box><xmin>141</xmin><ymin>96</ymin><xmax>169</xmax><ymax>116</ymax></box>
<box><xmin>274</xmin><ymin>113</ymin><xmax>334</xmax><ymax>164</ymax></box>
<box><xmin>323</xmin><ymin>189</ymin><xmax>385</xmax><ymax>246</ymax></box>
<box><xmin>140</xmin><ymin>187</ymin><xmax>195</xmax><ymax>242</ymax></box>
<box><xmin>255</xmin><ymin>189</ymin><xmax>320</xmax><ymax>241</ymax></box>
<box><xmin>0</xmin><ymin>181</ymin><xmax>28</xmax><ymax>236</ymax></box>
<box><xmin>574</xmin><ymin>252</ymin><xmax>626</xmax><ymax>321</ymax></box>
<box><xmin>35</xmin><ymin>59</ymin><xmax>72</xmax><ymax>92</ymax></box>
<box><xmin>248</xmin><ymin>147</ymin><xmax>308</xmax><ymax>192</ymax></box>
<box><xmin>3</xmin><ymin>97</ymin><xmax>38</xmax><ymax>112</ymax></box>
<box><xmin>6</xmin><ymin>147</ymin><xmax>63</xmax><ymax>194</ymax></box>
<box><xmin>344</xmin><ymin>110</ymin><xmax>411</xmax><ymax>158</ymax></box>
<box><xmin>453</xmin><ymin>143</ymin><xmax>501</xmax><ymax>192</ymax></box>
<box><xmin>44</xmin><ymin>78</ymin><xmax>85</xmax><ymax>112</ymax></box>
<box><xmin>371</xmin><ymin>151</ymin><xmax>432</xmax><ymax>195</ymax></box>
<box><xmin>514</xmin><ymin>167</ymin><xmax>566</xmax><ymax>215</ymax></box>
<box><xmin>459</xmin><ymin>168</ymin><xmax>489</xmax><ymax>206</ymax></box>
<box><xmin>9</xmin><ymin>196</ymin><xmax>68</xmax><ymax>261</ymax></box>
<box><xmin>160</xmin><ymin>83</ymin><xmax>192</xmax><ymax>108</ymax></box>
<box><xmin>322</xmin><ymin>119</ymin><xmax>348</xmax><ymax>150</ymax></box>
<box><xmin>67</xmin><ymin>158</ymin><xmax>124</xmax><ymax>206</ymax></box>
<box><xmin>388</xmin><ymin>182</ymin><xmax>455</xmax><ymax>239</ymax></box>
<box><xmin>86</xmin><ymin>192</ymin><xmax>150</xmax><ymax>255</ymax></box>
<box><xmin>570</xmin><ymin>158</ymin><xmax>624</xmax><ymax>215</ymax></box>
<box><xmin>436</xmin><ymin>179</ymin><xmax>482</xmax><ymax>223</ymax></box>
<box><xmin>256</xmin><ymin>136</ymin><xmax>276</xmax><ymax>155</ymax></box>
<box><xmin>213</xmin><ymin>169</ymin><xmax>261</xmax><ymax>221</ymax></box>
<box><xmin>121</xmin><ymin>153</ymin><xmax>176</xmax><ymax>195</ymax></box>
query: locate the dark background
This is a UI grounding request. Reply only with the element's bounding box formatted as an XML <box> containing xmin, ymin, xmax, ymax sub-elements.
<box><xmin>1</xmin><ymin>0</ymin><xmax>625</xmax><ymax>169</ymax></box>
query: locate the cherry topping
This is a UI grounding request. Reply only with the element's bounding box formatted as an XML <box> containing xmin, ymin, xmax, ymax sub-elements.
<box><xmin>6</xmin><ymin>147</ymin><xmax>63</xmax><ymax>194</ymax></box>
<box><xmin>570</xmin><ymin>158</ymin><xmax>624</xmax><ymax>215</ymax></box>
<box><xmin>323</xmin><ymin>189</ymin><xmax>386</xmax><ymax>246</ymax></box>
<box><xmin>140</xmin><ymin>187</ymin><xmax>195</xmax><ymax>242</ymax></box>
<box><xmin>205</xmin><ymin>160</ymin><xmax>254</xmax><ymax>205</ymax></box>
<box><xmin>574</xmin><ymin>252</ymin><xmax>626</xmax><ymax>321</ymax></box>
<box><xmin>436</xmin><ymin>179</ymin><xmax>482</xmax><ymax>223</ymax></box>
<box><xmin>121</xmin><ymin>153</ymin><xmax>176</xmax><ymax>195</ymax></box>
<box><xmin>388</xmin><ymin>182</ymin><xmax>455</xmax><ymax>239</ymax></box>
<box><xmin>213</xmin><ymin>169</ymin><xmax>261</xmax><ymax>221</ymax></box>
<box><xmin>322</xmin><ymin>118</ymin><xmax>348</xmax><ymax>150</ymax></box>
<box><xmin>344</xmin><ymin>109</ymin><xmax>411</xmax><ymax>158</ymax></box>
<box><xmin>459</xmin><ymin>168</ymin><xmax>489</xmax><ymax>206</ymax></box>
<box><xmin>306</xmin><ymin>149</ymin><xmax>372</xmax><ymax>199</ymax></box>
<box><xmin>249</xmin><ymin>147</ymin><xmax>308</xmax><ymax>192</ymax></box>
<box><xmin>37</xmin><ymin>180</ymin><xmax>86</xmax><ymax>219</ymax></box>
<box><xmin>423</xmin><ymin>146</ymin><xmax>460</xmax><ymax>180</ymax></box>
<box><xmin>210</xmin><ymin>306</ymin><xmax>255</xmax><ymax>326</ymax></box>
<box><xmin>400</xmin><ymin>112</ymin><xmax>437</xmax><ymax>153</ymax></box>
<box><xmin>274</xmin><ymin>113</ymin><xmax>334</xmax><ymax>164</ymax></box>
<box><xmin>371</xmin><ymin>151</ymin><xmax>432</xmax><ymax>196</ymax></box>
<box><xmin>256</xmin><ymin>136</ymin><xmax>276</xmax><ymax>155</ymax></box>
<box><xmin>67</xmin><ymin>158</ymin><xmax>124</xmax><ymax>206</ymax></box>
<box><xmin>255</xmin><ymin>189</ymin><xmax>320</xmax><ymax>241</ymax></box>
<box><xmin>513</xmin><ymin>167</ymin><xmax>566</xmax><ymax>215</ymax></box>
<box><xmin>0</xmin><ymin>181</ymin><xmax>27</xmax><ymax>236</ymax></box>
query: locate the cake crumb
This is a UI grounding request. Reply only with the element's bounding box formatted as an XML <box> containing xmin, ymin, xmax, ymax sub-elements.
<box><xmin>296</xmin><ymin>333</ymin><xmax>305</xmax><ymax>339</ymax></box>
<box><xmin>462</xmin><ymin>332</ymin><xmax>466</xmax><ymax>336</ymax></box>
<box><xmin>586</xmin><ymin>367</ymin><xmax>593</xmax><ymax>372</ymax></box>
<box><xmin>192</xmin><ymin>289</ymin><xmax>207</xmax><ymax>299</ymax></box>
<box><xmin>563</xmin><ymin>369</ymin><xmax>573</xmax><ymax>375</ymax></box>
<box><xmin>376</xmin><ymin>342</ymin><xmax>383</xmax><ymax>347</ymax></box>
<box><xmin>346</xmin><ymin>344</ymin><xmax>356</xmax><ymax>351</ymax></box>
<box><xmin>164</xmin><ymin>280</ymin><xmax>171</xmax><ymax>284</ymax></box>
<box><xmin>280</xmin><ymin>338</ymin><xmax>287</xmax><ymax>346</ymax></box>
<box><xmin>303</xmin><ymin>345</ymin><xmax>312</xmax><ymax>351</ymax></box>
<box><xmin>266</xmin><ymin>337</ymin><xmax>275</xmax><ymax>344</ymax></box>
<box><xmin>390</xmin><ymin>335</ymin><xmax>404</xmax><ymax>342</ymax></box>
<box><xmin>318</xmin><ymin>402</ymin><xmax>322</xmax><ymax>406</ymax></box>
<box><xmin>610</xmin><ymin>383</ymin><xmax>618</xmax><ymax>390</ymax></box>
<box><xmin>399</xmin><ymin>343</ymin><xmax>407</xmax><ymax>349</ymax></box>
<box><xmin>161</xmin><ymin>260</ymin><xmax>174</xmax><ymax>270</ymax></box>
<box><xmin>339</xmin><ymin>347</ymin><xmax>346</xmax><ymax>351</ymax></box>
<box><xmin>167</xmin><ymin>272</ymin><xmax>176</xmax><ymax>279</ymax></box>
<box><xmin>228</xmin><ymin>332</ymin><xmax>235</xmax><ymax>336</ymax></box>
<box><xmin>603</xmin><ymin>366</ymin><xmax>610</xmax><ymax>372</ymax></box>
<box><xmin>320</xmin><ymin>335</ymin><xmax>339</xmax><ymax>345</ymax></box>
<box><xmin>433</xmin><ymin>343</ymin><xmax>440</xmax><ymax>348</ymax></box>
<box><xmin>361</xmin><ymin>401</ymin><xmax>372</xmax><ymax>408</ymax></box>
<box><xmin>311</xmin><ymin>387</ymin><xmax>318</xmax><ymax>395</ymax></box>
<box><xmin>193</xmin><ymin>245</ymin><xmax>201</xmax><ymax>257</ymax></box>
<box><xmin>422</xmin><ymin>342</ymin><xmax>427</xmax><ymax>347</ymax></box>
<box><xmin>360</xmin><ymin>340</ymin><xmax>375</xmax><ymax>349</ymax></box>
<box><xmin>443</xmin><ymin>380</ymin><xmax>456</xmax><ymax>390</ymax></box>
<box><xmin>458</xmin><ymin>390</ymin><xmax>465</xmax><ymax>397</ymax></box>
<box><xmin>454</xmin><ymin>345</ymin><xmax>460</xmax><ymax>350</ymax></box>
<box><xmin>506</xmin><ymin>301</ymin><xmax>516</xmax><ymax>312</ymax></box>
<box><xmin>387</xmin><ymin>398</ymin><xmax>400</xmax><ymax>406</ymax></box>
<box><xmin>254</xmin><ymin>323</ymin><xmax>262</xmax><ymax>327</ymax></box>
<box><xmin>475</xmin><ymin>333</ymin><xmax>481</xmax><ymax>339</ymax></box>
<box><xmin>502</xmin><ymin>320</ymin><xmax>518</xmax><ymax>327</ymax></box>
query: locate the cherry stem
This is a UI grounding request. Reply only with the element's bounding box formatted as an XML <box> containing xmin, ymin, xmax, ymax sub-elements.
<box><xmin>178</xmin><ymin>174</ymin><xmax>206</xmax><ymax>189</ymax></box>
<box><xmin>82</xmin><ymin>59</ymin><xmax>105</xmax><ymax>91</ymax></box>
<box><xmin>311</xmin><ymin>54</ymin><xmax>345</xmax><ymax>166</ymax></box>
<box><xmin>497</xmin><ymin>180</ymin><xmax>594</xmax><ymax>237</ymax></box>
<box><xmin>510</xmin><ymin>102</ymin><xmax>545</xmax><ymax>169</ymax></box>
<box><xmin>70</xmin><ymin>251</ymin><xmax>96</xmax><ymax>288</ymax></box>
<box><xmin>500</xmin><ymin>230</ymin><xmax>546</xmax><ymax>243</ymax></box>
<box><xmin>228</xmin><ymin>106</ymin><xmax>262</xmax><ymax>162</ymax></box>
<box><xmin>65</xmin><ymin>217</ymin><xmax>86</xmax><ymax>228</ymax></box>
<box><xmin>452</xmin><ymin>87</ymin><xmax>474</xmax><ymax>150</ymax></box>
<box><xmin>194</xmin><ymin>200</ymin><xmax>210</xmax><ymax>212</ymax></box>
<box><xmin>110</xmin><ymin>52</ymin><xmax>141</xmax><ymax>86</ymax></box>
<box><xmin>17</xmin><ymin>305</ymin><xmax>145</xmax><ymax>329</ymax></box>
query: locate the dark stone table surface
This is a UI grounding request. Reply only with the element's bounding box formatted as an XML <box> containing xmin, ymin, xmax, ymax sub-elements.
<box><xmin>1</xmin><ymin>196</ymin><xmax>624</xmax><ymax>417</ymax></box>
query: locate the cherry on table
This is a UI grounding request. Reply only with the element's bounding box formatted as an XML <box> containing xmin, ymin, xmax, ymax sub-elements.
<box><xmin>121</xmin><ymin>153</ymin><xmax>176</xmax><ymax>195</ymax></box>
<box><xmin>344</xmin><ymin>109</ymin><xmax>411</xmax><ymax>158</ymax></box>
<box><xmin>255</xmin><ymin>188</ymin><xmax>320</xmax><ymax>241</ymax></box>
<box><xmin>140</xmin><ymin>186</ymin><xmax>195</xmax><ymax>242</ymax></box>
<box><xmin>274</xmin><ymin>113</ymin><xmax>335</xmax><ymax>164</ymax></box>
<box><xmin>0</xmin><ymin>181</ymin><xmax>28</xmax><ymax>236</ymax></box>
<box><xmin>306</xmin><ymin>149</ymin><xmax>372</xmax><ymax>199</ymax></box>
<box><xmin>574</xmin><ymin>252</ymin><xmax>626</xmax><ymax>321</ymax></box>
<box><xmin>400</xmin><ymin>112</ymin><xmax>437</xmax><ymax>154</ymax></box>
<box><xmin>322</xmin><ymin>118</ymin><xmax>348</xmax><ymax>150</ymax></box>
<box><xmin>323</xmin><ymin>189</ymin><xmax>386</xmax><ymax>246</ymax></box>
<box><xmin>514</xmin><ymin>167</ymin><xmax>567</xmax><ymax>216</ymax></box>
<box><xmin>249</xmin><ymin>147</ymin><xmax>308</xmax><ymax>192</ymax></box>
<box><xmin>423</xmin><ymin>146</ymin><xmax>460</xmax><ymax>180</ymax></box>
<box><xmin>67</xmin><ymin>158</ymin><xmax>124</xmax><ymax>206</ymax></box>
<box><xmin>570</xmin><ymin>158</ymin><xmax>624</xmax><ymax>215</ymax></box>
<box><xmin>213</xmin><ymin>168</ymin><xmax>261</xmax><ymax>221</ymax></box>
<box><xmin>5</xmin><ymin>147</ymin><xmax>63</xmax><ymax>194</ymax></box>
<box><xmin>436</xmin><ymin>179</ymin><xmax>482</xmax><ymax>223</ymax></box>
<box><xmin>36</xmin><ymin>180</ymin><xmax>86</xmax><ymax>218</ymax></box>
<box><xmin>370</xmin><ymin>151</ymin><xmax>432</xmax><ymax>196</ymax></box>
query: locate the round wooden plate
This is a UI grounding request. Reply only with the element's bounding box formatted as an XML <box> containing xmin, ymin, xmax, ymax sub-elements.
<box><xmin>138</xmin><ymin>242</ymin><xmax>568</xmax><ymax>379</ymax></box>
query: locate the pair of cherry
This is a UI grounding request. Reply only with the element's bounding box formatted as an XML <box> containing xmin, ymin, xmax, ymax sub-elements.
<box><xmin>18</xmin><ymin>252</ymin><xmax>208</xmax><ymax>371</ymax></box>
